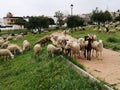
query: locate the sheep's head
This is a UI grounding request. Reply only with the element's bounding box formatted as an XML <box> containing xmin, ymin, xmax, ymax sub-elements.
<box><xmin>20</xmin><ymin>49</ymin><xmax>23</xmax><ymax>53</ymax></box>
<box><xmin>11</xmin><ymin>54</ymin><xmax>14</xmax><ymax>59</ymax></box>
<box><xmin>57</xmin><ymin>48</ymin><xmax>62</xmax><ymax>52</ymax></box>
<box><xmin>65</xmin><ymin>42</ymin><xmax>72</xmax><ymax>49</ymax></box>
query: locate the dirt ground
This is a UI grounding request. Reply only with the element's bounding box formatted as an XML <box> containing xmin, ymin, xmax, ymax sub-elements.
<box><xmin>77</xmin><ymin>48</ymin><xmax>120</xmax><ymax>90</ymax></box>
<box><xmin>52</xmin><ymin>31</ymin><xmax>120</xmax><ymax>89</ymax></box>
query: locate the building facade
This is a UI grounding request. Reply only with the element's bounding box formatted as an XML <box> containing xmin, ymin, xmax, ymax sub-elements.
<box><xmin>3</xmin><ymin>12</ymin><xmax>21</xmax><ymax>25</ymax></box>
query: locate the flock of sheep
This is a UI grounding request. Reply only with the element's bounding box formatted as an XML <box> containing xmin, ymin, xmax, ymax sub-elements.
<box><xmin>0</xmin><ymin>34</ymin><xmax>30</xmax><ymax>60</ymax></box>
<box><xmin>35</xmin><ymin>30</ymin><xmax>103</xmax><ymax>60</ymax></box>
<box><xmin>48</xmin><ymin>31</ymin><xmax>103</xmax><ymax>60</ymax></box>
<box><xmin>0</xmin><ymin>28</ymin><xmax>104</xmax><ymax>61</ymax></box>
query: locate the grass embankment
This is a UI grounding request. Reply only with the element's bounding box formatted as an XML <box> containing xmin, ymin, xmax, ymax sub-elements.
<box><xmin>0</xmin><ymin>31</ymin><xmax>105</xmax><ymax>90</ymax></box>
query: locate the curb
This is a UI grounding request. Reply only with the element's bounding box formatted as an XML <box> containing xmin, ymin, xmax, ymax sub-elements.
<box><xmin>60</xmin><ymin>55</ymin><xmax>114</xmax><ymax>90</ymax></box>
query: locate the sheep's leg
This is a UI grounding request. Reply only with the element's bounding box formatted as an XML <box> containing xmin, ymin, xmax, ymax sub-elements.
<box><xmin>69</xmin><ymin>49</ymin><xmax>71</xmax><ymax>56</ymax></box>
<box><xmin>87</xmin><ymin>50</ymin><xmax>91</xmax><ymax>60</ymax></box>
<box><xmin>78</xmin><ymin>51</ymin><xmax>81</xmax><ymax>58</ymax></box>
<box><xmin>100</xmin><ymin>51</ymin><xmax>103</xmax><ymax>60</ymax></box>
<box><xmin>84</xmin><ymin>49</ymin><xmax>87</xmax><ymax>58</ymax></box>
<box><xmin>96</xmin><ymin>51</ymin><xmax>100</xmax><ymax>59</ymax></box>
<box><xmin>83</xmin><ymin>51</ymin><xmax>86</xmax><ymax>59</ymax></box>
<box><xmin>47</xmin><ymin>51</ymin><xmax>50</xmax><ymax>57</ymax></box>
<box><xmin>5</xmin><ymin>56</ymin><xmax>7</xmax><ymax>61</ymax></box>
<box><xmin>92</xmin><ymin>49</ymin><xmax>95</xmax><ymax>57</ymax></box>
<box><xmin>80</xmin><ymin>51</ymin><xmax>85</xmax><ymax>59</ymax></box>
<box><xmin>34</xmin><ymin>52</ymin><xmax>36</xmax><ymax>57</ymax></box>
<box><xmin>96</xmin><ymin>50</ymin><xmax>98</xmax><ymax>58</ymax></box>
<box><xmin>52</xmin><ymin>53</ymin><xmax>54</xmax><ymax>57</ymax></box>
<box><xmin>98</xmin><ymin>51</ymin><xmax>102</xmax><ymax>60</ymax></box>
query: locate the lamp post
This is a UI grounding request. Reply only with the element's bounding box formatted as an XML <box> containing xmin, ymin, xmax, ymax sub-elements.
<box><xmin>70</xmin><ymin>4</ymin><xmax>73</xmax><ymax>16</ymax></box>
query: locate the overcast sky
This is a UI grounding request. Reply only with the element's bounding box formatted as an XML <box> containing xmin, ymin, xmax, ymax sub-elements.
<box><xmin>0</xmin><ymin>0</ymin><xmax>120</xmax><ymax>18</ymax></box>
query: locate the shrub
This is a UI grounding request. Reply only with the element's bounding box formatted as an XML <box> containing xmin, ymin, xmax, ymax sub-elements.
<box><xmin>106</xmin><ymin>37</ymin><xmax>119</xmax><ymax>43</ymax></box>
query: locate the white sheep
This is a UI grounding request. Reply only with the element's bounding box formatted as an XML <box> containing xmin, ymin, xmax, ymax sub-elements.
<box><xmin>65</xmin><ymin>40</ymin><xmax>80</xmax><ymax>58</ymax></box>
<box><xmin>2</xmin><ymin>34</ymin><xmax>8</xmax><ymax>40</ymax></box>
<box><xmin>108</xmin><ymin>30</ymin><xmax>116</xmax><ymax>33</ymax></box>
<box><xmin>0</xmin><ymin>39</ymin><xmax>5</xmax><ymax>47</ymax></box>
<box><xmin>23</xmin><ymin>40</ymin><xmax>30</xmax><ymax>51</ymax></box>
<box><xmin>0</xmin><ymin>37</ymin><xmax>4</xmax><ymax>41</ymax></box>
<box><xmin>77</xmin><ymin>38</ymin><xmax>87</xmax><ymax>58</ymax></box>
<box><xmin>6</xmin><ymin>36</ymin><xmax>13</xmax><ymax>41</ymax></box>
<box><xmin>14</xmin><ymin>35</ymin><xmax>23</xmax><ymax>40</ymax></box>
<box><xmin>47</xmin><ymin>44</ymin><xmax>62</xmax><ymax>57</ymax></box>
<box><xmin>33</xmin><ymin>44</ymin><xmax>41</xmax><ymax>57</ymax></box>
<box><xmin>0</xmin><ymin>49</ymin><xmax>14</xmax><ymax>60</ymax></box>
<box><xmin>1</xmin><ymin>41</ymin><xmax>10</xmax><ymax>49</ymax></box>
<box><xmin>62</xmin><ymin>30</ymin><xmax>69</xmax><ymax>36</ymax></box>
<box><xmin>7</xmin><ymin>44</ymin><xmax>23</xmax><ymax>54</ymax></box>
<box><xmin>50</xmin><ymin>35</ymin><xmax>58</xmax><ymax>46</ymax></box>
<box><xmin>92</xmin><ymin>40</ymin><xmax>103</xmax><ymax>59</ymax></box>
<box><xmin>55</xmin><ymin>36</ymin><xmax>67</xmax><ymax>49</ymax></box>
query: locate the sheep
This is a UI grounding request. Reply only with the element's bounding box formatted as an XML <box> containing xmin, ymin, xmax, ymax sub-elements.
<box><xmin>91</xmin><ymin>40</ymin><xmax>103</xmax><ymax>60</ymax></box>
<box><xmin>7</xmin><ymin>44</ymin><xmax>23</xmax><ymax>54</ymax></box>
<box><xmin>0</xmin><ymin>49</ymin><xmax>14</xmax><ymax>60</ymax></box>
<box><xmin>23</xmin><ymin>40</ymin><xmax>30</xmax><ymax>51</ymax></box>
<box><xmin>108</xmin><ymin>30</ymin><xmax>116</xmax><ymax>33</ymax></box>
<box><xmin>6</xmin><ymin>35</ymin><xmax>13</xmax><ymax>41</ymax></box>
<box><xmin>98</xmin><ymin>28</ymin><xmax>102</xmax><ymax>32</ymax></box>
<box><xmin>115</xmin><ymin>27</ymin><xmax>120</xmax><ymax>31</ymax></box>
<box><xmin>65</xmin><ymin>40</ymin><xmax>80</xmax><ymax>58</ymax></box>
<box><xmin>50</xmin><ymin>34</ymin><xmax>59</xmax><ymax>45</ymax></box>
<box><xmin>51</xmin><ymin>34</ymin><xmax>58</xmax><ymax>41</ymax></box>
<box><xmin>77</xmin><ymin>38</ymin><xmax>87</xmax><ymax>58</ymax></box>
<box><xmin>0</xmin><ymin>37</ymin><xmax>4</xmax><ymax>41</ymax></box>
<box><xmin>0</xmin><ymin>39</ymin><xmax>5</xmax><ymax>47</ymax></box>
<box><xmin>91</xmin><ymin>34</ymin><xmax>97</xmax><ymax>41</ymax></box>
<box><xmin>2</xmin><ymin>34</ymin><xmax>8</xmax><ymax>40</ymax></box>
<box><xmin>14</xmin><ymin>34</ymin><xmax>23</xmax><ymax>40</ymax></box>
<box><xmin>47</xmin><ymin>44</ymin><xmax>62</xmax><ymax>57</ymax></box>
<box><xmin>55</xmin><ymin>36</ymin><xmax>67</xmax><ymax>50</ymax></box>
<box><xmin>35</xmin><ymin>35</ymin><xmax>51</xmax><ymax>45</ymax></box>
<box><xmin>1</xmin><ymin>41</ymin><xmax>10</xmax><ymax>49</ymax></box>
<box><xmin>33</xmin><ymin>44</ymin><xmax>41</xmax><ymax>57</ymax></box>
<box><xmin>62</xmin><ymin>30</ymin><xmax>69</xmax><ymax>36</ymax></box>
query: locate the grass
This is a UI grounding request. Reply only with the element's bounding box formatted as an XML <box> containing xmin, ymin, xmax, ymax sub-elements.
<box><xmin>0</xmin><ymin>30</ymin><xmax>107</xmax><ymax>90</ymax></box>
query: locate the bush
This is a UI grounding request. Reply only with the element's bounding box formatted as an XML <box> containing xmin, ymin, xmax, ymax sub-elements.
<box><xmin>106</xmin><ymin>37</ymin><xmax>119</xmax><ymax>43</ymax></box>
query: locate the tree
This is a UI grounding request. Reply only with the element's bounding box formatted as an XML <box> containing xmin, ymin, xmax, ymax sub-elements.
<box><xmin>90</xmin><ymin>8</ymin><xmax>112</xmax><ymax>24</ymax></box>
<box><xmin>104</xmin><ymin>10</ymin><xmax>112</xmax><ymax>22</ymax></box>
<box><xmin>48</xmin><ymin>18</ymin><xmax>55</xmax><ymax>25</ymax></box>
<box><xmin>91</xmin><ymin>9</ymin><xmax>104</xmax><ymax>24</ymax></box>
<box><xmin>66</xmin><ymin>15</ymin><xmax>84</xmax><ymax>28</ymax></box>
<box><xmin>27</xmin><ymin>16</ymin><xmax>52</xmax><ymax>33</ymax></box>
<box><xmin>54</xmin><ymin>11</ymin><xmax>64</xmax><ymax>27</ymax></box>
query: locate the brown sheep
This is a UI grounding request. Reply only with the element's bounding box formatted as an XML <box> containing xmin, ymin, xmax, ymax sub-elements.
<box><xmin>35</xmin><ymin>35</ymin><xmax>51</xmax><ymax>45</ymax></box>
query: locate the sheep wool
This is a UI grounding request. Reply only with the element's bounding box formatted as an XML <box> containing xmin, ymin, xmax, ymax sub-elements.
<box><xmin>47</xmin><ymin>44</ymin><xmax>62</xmax><ymax>57</ymax></box>
<box><xmin>33</xmin><ymin>44</ymin><xmax>41</xmax><ymax>57</ymax></box>
<box><xmin>0</xmin><ymin>49</ymin><xmax>14</xmax><ymax>60</ymax></box>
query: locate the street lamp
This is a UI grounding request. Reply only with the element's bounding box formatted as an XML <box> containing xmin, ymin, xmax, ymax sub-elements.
<box><xmin>70</xmin><ymin>4</ymin><xmax>73</xmax><ymax>16</ymax></box>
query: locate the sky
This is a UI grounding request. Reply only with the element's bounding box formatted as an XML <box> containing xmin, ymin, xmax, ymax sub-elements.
<box><xmin>0</xmin><ymin>0</ymin><xmax>120</xmax><ymax>18</ymax></box>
